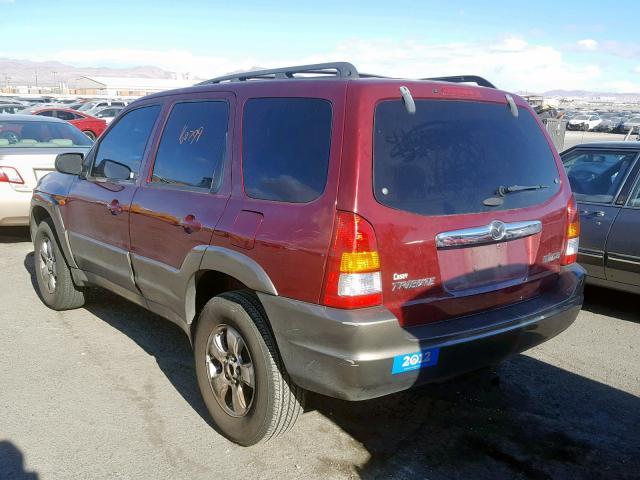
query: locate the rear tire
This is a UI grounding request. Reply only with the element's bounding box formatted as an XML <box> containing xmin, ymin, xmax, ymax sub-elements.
<box><xmin>194</xmin><ymin>291</ymin><xmax>305</xmax><ymax>446</ymax></box>
<box><xmin>33</xmin><ymin>219</ymin><xmax>85</xmax><ymax>310</ymax></box>
<box><xmin>82</xmin><ymin>130</ymin><xmax>96</xmax><ymax>141</ymax></box>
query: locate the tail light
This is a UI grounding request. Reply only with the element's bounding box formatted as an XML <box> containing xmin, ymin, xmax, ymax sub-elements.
<box><xmin>322</xmin><ymin>211</ymin><xmax>382</xmax><ymax>309</ymax></box>
<box><xmin>0</xmin><ymin>166</ymin><xmax>24</xmax><ymax>184</ymax></box>
<box><xmin>561</xmin><ymin>194</ymin><xmax>580</xmax><ymax>265</ymax></box>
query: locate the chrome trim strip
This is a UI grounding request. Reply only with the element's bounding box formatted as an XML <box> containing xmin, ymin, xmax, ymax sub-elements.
<box><xmin>435</xmin><ymin>220</ymin><xmax>542</xmax><ymax>249</ymax></box>
<box><xmin>607</xmin><ymin>253</ymin><xmax>640</xmax><ymax>265</ymax></box>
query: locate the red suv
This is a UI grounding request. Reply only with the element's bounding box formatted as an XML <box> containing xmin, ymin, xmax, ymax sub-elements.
<box><xmin>30</xmin><ymin>62</ymin><xmax>584</xmax><ymax>446</ymax></box>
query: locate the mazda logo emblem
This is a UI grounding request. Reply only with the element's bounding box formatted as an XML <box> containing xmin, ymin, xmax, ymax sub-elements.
<box><xmin>489</xmin><ymin>221</ymin><xmax>506</xmax><ymax>241</ymax></box>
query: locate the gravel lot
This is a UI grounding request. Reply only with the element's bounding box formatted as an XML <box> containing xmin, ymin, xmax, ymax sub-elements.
<box><xmin>0</xmin><ymin>227</ymin><xmax>638</xmax><ymax>480</ymax></box>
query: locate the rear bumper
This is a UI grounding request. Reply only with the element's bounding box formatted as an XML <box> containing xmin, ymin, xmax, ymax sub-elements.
<box><xmin>259</xmin><ymin>264</ymin><xmax>585</xmax><ymax>401</ymax></box>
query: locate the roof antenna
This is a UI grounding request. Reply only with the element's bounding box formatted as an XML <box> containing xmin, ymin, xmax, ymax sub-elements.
<box><xmin>505</xmin><ymin>94</ymin><xmax>518</xmax><ymax>118</ymax></box>
<box><xmin>399</xmin><ymin>86</ymin><xmax>416</xmax><ymax>114</ymax></box>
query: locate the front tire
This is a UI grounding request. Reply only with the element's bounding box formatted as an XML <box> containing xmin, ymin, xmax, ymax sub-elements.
<box><xmin>33</xmin><ymin>219</ymin><xmax>85</xmax><ymax>310</ymax></box>
<box><xmin>194</xmin><ymin>291</ymin><xmax>305</xmax><ymax>446</ymax></box>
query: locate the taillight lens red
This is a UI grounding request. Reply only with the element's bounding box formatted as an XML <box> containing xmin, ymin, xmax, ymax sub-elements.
<box><xmin>561</xmin><ymin>194</ymin><xmax>580</xmax><ymax>265</ymax></box>
<box><xmin>322</xmin><ymin>211</ymin><xmax>382</xmax><ymax>309</ymax></box>
<box><xmin>0</xmin><ymin>166</ymin><xmax>24</xmax><ymax>184</ymax></box>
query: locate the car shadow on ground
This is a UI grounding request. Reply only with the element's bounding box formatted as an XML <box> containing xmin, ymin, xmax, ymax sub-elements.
<box><xmin>308</xmin><ymin>357</ymin><xmax>640</xmax><ymax>479</ymax></box>
<box><xmin>0</xmin><ymin>226</ymin><xmax>30</xmax><ymax>243</ymax></box>
<box><xmin>22</xmin><ymin>254</ymin><xmax>640</xmax><ymax>479</ymax></box>
<box><xmin>0</xmin><ymin>441</ymin><xmax>39</xmax><ymax>479</ymax></box>
<box><xmin>582</xmin><ymin>284</ymin><xmax>639</xmax><ymax>324</ymax></box>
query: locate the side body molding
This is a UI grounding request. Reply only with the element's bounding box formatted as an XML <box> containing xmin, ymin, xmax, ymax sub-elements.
<box><xmin>133</xmin><ymin>245</ymin><xmax>278</xmax><ymax>330</ymax></box>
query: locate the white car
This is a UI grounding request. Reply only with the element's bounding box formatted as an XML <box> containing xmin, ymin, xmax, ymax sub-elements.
<box><xmin>568</xmin><ymin>114</ymin><xmax>602</xmax><ymax>131</ymax></box>
<box><xmin>90</xmin><ymin>106</ymin><xmax>124</xmax><ymax>124</ymax></box>
<box><xmin>0</xmin><ymin>115</ymin><xmax>92</xmax><ymax>226</ymax></box>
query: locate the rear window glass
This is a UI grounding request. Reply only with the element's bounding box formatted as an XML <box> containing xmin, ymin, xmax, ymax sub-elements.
<box><xmin>0</xmin><ymin>120</ymin><xmax>92</xmax><ymax>147</ymax></box>
<box><xmin>242</xmin><ymin>98</ymin><xmax>332</xmax><ymax>203</ymax></box>
<box><xmin>562</xmin><ymin>150</ymin><xmax>637</xmax><ymax>204</ymax></box>
<box><xmin>373</xmin><ymin>100</ymin><xmax>561</xmax><ymax>216</ymax></box>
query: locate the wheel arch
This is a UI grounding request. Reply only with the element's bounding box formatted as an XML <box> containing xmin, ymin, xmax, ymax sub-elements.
<box><xmin>186</xmin><ymin>246</ymin><xmax>278</xmax><ymax>340</ymax></box>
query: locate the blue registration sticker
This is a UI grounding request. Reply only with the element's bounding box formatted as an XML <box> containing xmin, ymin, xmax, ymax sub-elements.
<box><xmin>391</xmin><ymin>348</ymin><xmax>440</xmax><ymax>375</ymax></box>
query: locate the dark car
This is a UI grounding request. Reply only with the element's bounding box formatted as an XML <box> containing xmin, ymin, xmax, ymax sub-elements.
<box><xmin>595</xmin><ymin>116</ymin><xmax>625</xmax><ymax>133</ymax></box>
<box><xmin>562</xmin><ymin>142</ymin><xmax>640</xmax><ymax>294</ymax></box>
<box><xmin>29</xmin><ymin>62</ymin><xmax>584</xmax><ymax>446</ymax></box>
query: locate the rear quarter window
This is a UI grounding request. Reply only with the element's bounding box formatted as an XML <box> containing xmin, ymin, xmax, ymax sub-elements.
<box><xmin>242</xmin><ymin>98</ymin><xmax>332</xmax><ymax>203</ymax></box>
<box><xmin>373</xmin><ymin>100</ymin><xmax>561</xmax><ymax>216</ymax></box>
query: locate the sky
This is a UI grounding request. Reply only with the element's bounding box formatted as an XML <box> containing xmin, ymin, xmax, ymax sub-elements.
<box><xmin>1</xmin><ymin>0</ymin><xmax>639</xmax><ymax>93</ymax></box>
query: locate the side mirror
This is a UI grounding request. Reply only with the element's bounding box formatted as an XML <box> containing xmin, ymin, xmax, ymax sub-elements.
<box><xmin>55</xmin><ymin>152</ymin><xmax>84</xmax><ymax>175</ymax></box>
<box><xmin>102</xmin><ymin>159</ymin><xmax>133</xmax><ymax>181</ymax></box>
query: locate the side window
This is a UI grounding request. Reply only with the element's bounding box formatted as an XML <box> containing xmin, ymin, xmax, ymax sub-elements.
<box><xmin>151</xmin><ymin>101</ymin><xmax>229</xmax><ymax>190</ymax></box>
<box><xmin>56</xmin><ymin>111</ymin><xmax>76</xmax><ymax>121</ymax></box>
<box><xmin>91</xmin><ymin>105</ymin><xmax>160</xmax><ymax>180</ymax></box>
<box><xmin>562</xmin><ymin>150</ymin><xmax>637</xmax><ymax>204</ymax></box>
<box><xmin>242</xmin><ymin>98</ymin><xmax>332</xmax><ymax>203</ymax></box>
<box><xmin>37</xmin><ymin>110</ymin><xmax>54</xmax><ymax>117</ymax></box>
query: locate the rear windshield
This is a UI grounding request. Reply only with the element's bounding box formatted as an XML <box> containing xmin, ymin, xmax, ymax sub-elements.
<box><xmin>0</xmin><ymin>120</ymin><xmax>92</xmax><ymax>147</ymax></box>
<box><xmin>373</xmin><ymin>100</ymin><xmax>561</xmax><ymax>216</ymax></box>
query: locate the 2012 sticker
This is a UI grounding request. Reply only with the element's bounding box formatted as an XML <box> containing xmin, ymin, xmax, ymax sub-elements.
<box><xmin>391</xmin><ymin>348</ymin><xmax>440</xmax><ymax>374</ymax></box>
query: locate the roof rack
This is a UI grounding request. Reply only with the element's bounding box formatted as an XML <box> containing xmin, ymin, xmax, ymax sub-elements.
<box><xmin>197</xmin><ymin>62</ymin><xmax>360</xmax><ymax>85</ymax></box>
<box><xmin>422</xmin><ymin>75</ymin><xmax>496</xmax><ymax>89</ymax></box>
<box><xmin>197</xmin><ymin>62</ymin><xmax>496</xmax><ymax>89</ymax></box>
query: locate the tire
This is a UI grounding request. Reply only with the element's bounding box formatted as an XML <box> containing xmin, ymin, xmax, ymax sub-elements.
<box><xmin>33</xmin><ymin>219</ymin><xmax>85</xmax><ymax>310</ymax></box>
<box><xmin>82</xmin><ymin>130</ymin><xmax>96</xmax><ymax>141</ymax></box>
<box><xmin>194</xmin><ymin>290</ymin><xmax>305</xmax><ymax>446</ymax></box>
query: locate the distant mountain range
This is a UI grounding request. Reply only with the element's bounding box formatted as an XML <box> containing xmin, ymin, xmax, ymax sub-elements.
<box><xmin>0</xmin><ymin>57</ymin><xmax>176</xmax><ymax>86</ymax></box>
<box><xmin>1</xmin><ymin>57</ymin><xmax>639</xmax><ymax>99</ymax></box>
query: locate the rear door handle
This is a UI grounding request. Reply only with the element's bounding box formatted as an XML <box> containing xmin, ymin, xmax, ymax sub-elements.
<box><xmin>107</xmin><ymin>199</ymin><xmax>123</xmax><ymax>215</ymax></box>
<box><xmin>580</xmin><ymin>210</ymin><xmax>606</xmax><ymax>218</ymax></box>
<box><xmin>180</xmin><ymin>214</ymin><xmax>202</xmax><ymax>234</ymax></box>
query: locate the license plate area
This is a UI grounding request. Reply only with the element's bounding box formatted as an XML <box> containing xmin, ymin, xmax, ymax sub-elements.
<box><xmin>437</xmin><ymin>239</ymin><xmax>534</xmax><ymax>293</ymax></box>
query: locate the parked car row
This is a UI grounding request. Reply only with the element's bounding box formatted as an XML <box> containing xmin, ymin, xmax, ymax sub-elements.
<box><xmin>0</xmin><ymin>97</ymin><xmax>127</xmax><ymax>141</ymax></box>
<box><xmin>563</xmin><ymin>110</ymin><xmax>640</xmax><ymax>132</ymax></box>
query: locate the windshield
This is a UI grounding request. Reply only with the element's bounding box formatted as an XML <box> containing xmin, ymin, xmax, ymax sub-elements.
<box><xmin>0</xmin><ymin>120</ymin><xmax>92</xmax><ymax>147</ymax></box>
<box><xmin>373</xmin><ymin>100</ymin><xmax>560</xmax><ymax>216</ymax></box>
<box><xmin>573</xmin><ymin>115</ymin><xmax>590</xmax><ymax>120</ymax></box>
<box><xmin>628</xmin><ymin>117</ymin><xmax>640</xmax><ymax>123</ymax></box>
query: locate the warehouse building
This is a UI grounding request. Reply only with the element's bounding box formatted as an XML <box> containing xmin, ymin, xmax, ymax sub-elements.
<box><xmin>69</xmin><ymin>76</ymin><xmax>195</xmax><ymax>97</ymax></box>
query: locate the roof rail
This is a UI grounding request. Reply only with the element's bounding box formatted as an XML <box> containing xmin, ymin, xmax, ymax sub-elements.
<box><xmin>422</xmin><ymin>75</ymin><xmax>497</xmax><ymax>89</ymax></box>
<box><xmin>197</xmin><ymin>62</ymin><xmax>360</xmax><ymax>85</ymax></box>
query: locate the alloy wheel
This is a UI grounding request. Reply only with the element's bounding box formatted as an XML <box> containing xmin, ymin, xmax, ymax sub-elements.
<box><xmin>205</xmin><ymin>324</ymin><xmax>255</xmax><ymax>417</ymax></box>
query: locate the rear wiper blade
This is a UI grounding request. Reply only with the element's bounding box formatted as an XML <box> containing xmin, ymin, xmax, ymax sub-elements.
<box><xmin>496</xmin><ymin>184</ymin><xmax>549</xmax><ymax>197</ymax></box>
